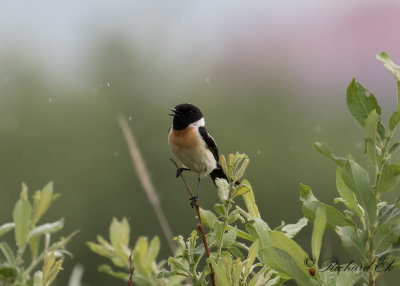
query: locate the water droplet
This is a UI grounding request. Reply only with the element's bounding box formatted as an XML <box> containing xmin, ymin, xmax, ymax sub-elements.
<box><xmin>107</xmin><ymin>82</ymin><xmax>110</xmax><ymax>87</ymax></box>
<box><xmin>204</xmin><ymin>77</ymin><xmax>210</xmax><ymax>83</ymax></box>
<box><xmin>49</xmin><ymin>98</ymin><xmax>52</xmax><ymax>103</ymax></box>
<box><xmin>114</xmin><ymin>151</ymin><xmax>119</xmax><ymax>157</ymax></box>
<box><xmin>257</xmin><ymin>150</ymin><xmax>262</xmax><ymax>155</ymax></box>
<box><xmin>128</xmin><ymin>115</ymin><xmax>132</xmax><ymax>121</ymax></box>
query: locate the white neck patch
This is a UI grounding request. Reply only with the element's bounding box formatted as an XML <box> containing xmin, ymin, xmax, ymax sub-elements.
<box><xmin>190</xmin><ymin>117</ymin><xmax>205</xmax><ymax>128</ymax></box>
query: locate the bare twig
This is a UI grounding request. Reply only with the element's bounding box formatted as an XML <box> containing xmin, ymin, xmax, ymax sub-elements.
<box><xmin>128</xmin><ymin>248</ymin><xmax>134</xmax><ymax>286</ymax></box>
<box><xmin>170</xmin><ymin>158</ymin><xmax>217</xmax><ymax>286</ymax></box>
<box><xmin>118</xmin><ymin>115</ymin><xmax>176</xmax><ymax>254</ymax></box>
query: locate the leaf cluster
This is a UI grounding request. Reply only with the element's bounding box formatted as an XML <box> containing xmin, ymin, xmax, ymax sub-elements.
<box><xmin>0</xmin><ymin>183</ymin><xmax>76</xmax><ymax>286</ymax></box>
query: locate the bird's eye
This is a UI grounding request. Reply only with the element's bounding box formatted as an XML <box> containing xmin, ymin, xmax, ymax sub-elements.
<box><xmin>189</xmin><ymin>110</ymin><xmax>193</xmax><ymax>114</ymax></box>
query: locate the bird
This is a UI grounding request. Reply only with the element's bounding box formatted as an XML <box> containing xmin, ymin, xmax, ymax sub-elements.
<box><xmin>168</xmin><ymin>103</ymin><xmax>227</xmax><ymax>205</ymax></box>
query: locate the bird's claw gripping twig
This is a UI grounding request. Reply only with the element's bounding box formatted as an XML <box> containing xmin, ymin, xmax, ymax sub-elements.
<box><xmin>176</xmin><ymin>167</ymin><xmax>189</xmax><ymax>178</ymax></box>
<box><xmin>189</xmin><ymin>195</ymin><xmax>198</xmax><ymax>208</ymax></box>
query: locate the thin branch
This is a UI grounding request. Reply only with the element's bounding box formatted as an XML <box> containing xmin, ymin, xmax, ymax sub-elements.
<box><xmin>118</xmin><ymin>115</ymin><xmax>176</xmax><ymax>254</ymax></box>
<box><xmin>128</xmin><ymin>248</ymin><xmax>134</xmax><ymax>286</ymax></box>
<box><xmin>170</xmin><ymin>158</ymin><xmax>217</xmax><ymax>286</ymax></box>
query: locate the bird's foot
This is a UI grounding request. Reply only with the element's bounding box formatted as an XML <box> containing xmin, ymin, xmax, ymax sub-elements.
<box><xmin>189</xmin><ymin>195</ymin><xmax>198</xmax><ymax>208</ymax></box>
<box><xmin>176</xmin><ymin>167</ymin><xmax>189</xmax><ymax>178</ymax></box>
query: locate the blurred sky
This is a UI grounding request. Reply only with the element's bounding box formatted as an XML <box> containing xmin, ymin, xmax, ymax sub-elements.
<box><xmin>1</xmin><ymin>0</ymin><xmax>399</xmax><ymax>94</ymax></box>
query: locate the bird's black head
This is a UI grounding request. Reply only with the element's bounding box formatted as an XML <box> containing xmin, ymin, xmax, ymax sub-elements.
<box><xmin>169</xmin><ymin>103</ymin><xmax>203</xmax><ymax>130</ymax></box>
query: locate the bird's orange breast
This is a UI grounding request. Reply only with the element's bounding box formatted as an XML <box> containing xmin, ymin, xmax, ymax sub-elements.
<box><xmin>168</xmin><ymin>127</ymin><xmax>200</xmax><ymax>149</ymax></box>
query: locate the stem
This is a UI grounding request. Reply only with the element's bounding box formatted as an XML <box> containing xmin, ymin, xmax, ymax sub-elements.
<box><xmin>128</xmin><ymin>248</ymin><xmax>134</xmax><ymax>286</ymax></box>
<box><xmin>15</xmin><ymin>245</ymin><xmax>26</xmax><ymax>267</ymax></box>
<box><xmin>368</xmin><ymin>235</ymin><xmax>376</xmax><ymax>286</ymax></box>
<box><xmin>171</xmin><ymin>159</ymin><xmax>217</xmax><ymax>286</ymax></box>
<box><xmin>118</xmin><ymin>115</ymin><xmax>176</xmax><ymax>254</ymax></box>
<box><xmin>195</xmin><ymin>203</ymin><xmax>216</xmax><ymax>286</ymax></box>
<box><xmin>216</xmin><ymin>198</ymin><xmax>232</xmax><ymax>262</ymax></box>
<box><xmin>369</xmin><ymin>265</ymin><xmax>375</xmax><ymax>286</ymax></box>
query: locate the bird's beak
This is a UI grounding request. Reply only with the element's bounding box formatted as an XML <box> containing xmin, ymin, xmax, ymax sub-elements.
<box><xmin>169</xmin><ymin>108</ymin><xmax>177</xmax><ymax>116</ymax></box>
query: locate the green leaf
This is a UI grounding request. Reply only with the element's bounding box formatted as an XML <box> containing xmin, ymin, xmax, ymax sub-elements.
<box><xmin>98</xmin><ymin>264</ymin><xmax>128</xmax><ymax>281</ymax></box>
<box><xmin>311</xmin><ymin>207</ymin><xmax>326</xmax><ymax>265</ymax></box>
<box><xmin>313</xmin><ymin>142</ymin><xmax>347</xmax><ymax>167</ymax></box>
<box><xmin>335</xmin><ymin>271</ymin><xmax>362</xmax><ymax>286</ymax></box>
<box><xmin>377</xmin><ymin>52</ymin><xmax>400</xmax><ymax>81</ymax></box>
<box><xmin>13</xmin><ymin>190</ymin><xmax>32</xmax><ymax>248</ymax></box>
<box><xmin>374</xmin><ymin>212</ymin><xmax>400</xmax><ymax>253</ymax></box>
<box><xmin>377</xmin><ymin>164</ymin><xmax>400</xmax><ymax>194</ymax></box>
<box><xmin>364</xmin><ymin>110</ymin><xmax>380</xmax><ymax>164</ymax></box>
<box><xmin>241</xmin><ymin>179</ymin><xmax>260</xmax><ymax>218</ymax></box>
<box><xmin>335</xmin><ymin>226</ymin><xmax>367</xmax><ymax>262</ymax></box>
<box><xmin>214</xmin><ymin>204</ymin><xmax>226</xmax><ymax>216</ymax></box>
<box><xmin>0</xmin><ymin>242</ymin><xmax>15</xmax><ymax>265</ymax></box>
<box><xmin>109</xmin><ymin>217</ymin><xmax>130</xmax><ymax>266</ymax></box>
<box><xmin>33</xmin><ymin>271</ymin><xmax>43</xmax><ymax>286</ymax></box>
<box><xmin>32</xmin><ymin>182</ymin><xmax>58</xmax><ymax>225</ymax></box>
<box><xmin>231</xmin><ymin>185</ymin><xmax>250</xmax><ymax>199</ymax></box>
<box><xmin>41</xmin><ymin>252</ymin><xmax>63</xmax><ymax>285</ymax></box>
<box><xmin>227</xmin><ymin>209</ymin><xmax>241</xmax><ymax>224</ymax></box>
<box><xmin>208</xmin><ymin>257</ymin><xmax>231</xmax><ymax>286</ymax></box>
<box><xmin>336</xmin><ymin>167</ymin><xmax>365</xmax><ymax>222</ymax></box>
<box><xmin>246</xmin><ymin>217</ymin><xmax>271</xmax><ymax>247</ymax></box>
<box><xmin>0</xmin><ymin>266</ymin><xmax>17</xmax><ymax>280</ymax></box>
<box><xmin>342</xmin><ymin>160</ymin><xmax>377</xmax><ymax>228</ymax></box>
<box><xmin>30</xmin><ymin>236</ymin><xmax>40</xmax><ymax>260</ymax></box>
<box><xmin>347</xmin><ymin>79</ymin><xmax>385</xmax><ymax>139</ymax></box>
<box><xmin>259</xmin><ymin>247</ymin><xmax>317</xmax><ymax>286</ymax></box>
<box><xmin>87</xmin><ymin>239</ymin><xmax>113</xmax><ymax>259</ymax></box>
<box><xmin>0</xmin><ymin>222</ymin><xmax>15</xmax><ymax>238</ymax></box>
<box><xmin>133</xmin><ymin>236</ymin><xmax>148</xmax><ymax>267</ymax></box>
<box><xmin>27</xmin><ymin>219</ymin><xmax>64</xmax><ymax>240</ymax></box>
<box><xmin>389</xmin><ymin>143</ymin><xmax>400</xmax><ymax>156</ymax></box>
<box><xmin>222</xmin><ymin>228</ymin><xmax>237</xmax><ymax>248</ymax></box>
<box><xmin>233</xmin><ymin>158</ymin><xmax>250</xmax><ymax>182</ymax></box>
<box><xmin>300</xmin><ymin>184</ymin><xmax>356</xmax><ymax>231</ymax></box>
<box><xmin>248</xmin><ymin>266</ymin><xmax>280</xmax><ymax>286</ymax></box>
<box><xmin>219</xmin><ymin>155</ymin><xmax>228</xmax><ymax>177</ymax></box>
<box><xmin>145</xmin><ymin>236</ymin><xmax>160</xmax><ymax>269</ymax></box>
<box><xmin>227</xmin><ymin>246</ymin><xmax>244</xmax><ymax>260</ymax></box>
<box><xmin>268</xmin><ymin>231</ymin><xmax>317</xmax><ymax>279</ymax></box>
<box><xmin>214</xmin><ymin>221</ymin><xmax>225</xmax><ymax>245</ymax></box>
<box><xmin>389</xmin><ymin>111</ymin><xmax>400</xmax><ymax>131</ymax></box>
<box><xmin>378</xmin><ymin>203</ymin><xmax>400</xmax><ymax>225</ymax></box>
<box><xmin>243</xmin><ymin>240</ymin><xmax>259</xmax><ymax>282</ymax></box>
<box><xmin>282</xmin><ymin>217</ymin><xmax>308</xmax><ymax>239</ymax></box>
<box><xmin>200</xmin><ymin>208</ymin><xmax>217</xmax><ymax>229</ymax></box>
<box><xmin>231</xmin><ymin>259</ymin><xmax>242</xmax><ymax>286</ymax></box>
<box><xmin>234</xmin><ymin>228</ymin><xmax>253</xmax><ymax>241</ymax></box>
<box><xmin>188</xmin><ymin>230</ymin><xmax>198</xmax><ymax>259</ymax></box>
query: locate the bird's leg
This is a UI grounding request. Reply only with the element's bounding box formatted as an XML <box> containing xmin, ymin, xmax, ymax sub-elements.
<box><xmin>176</xmin><ymin>167</ymin><xmax>190</xmax><ymax>178</ymax></box>
<box><xmin>190</xmin><ymin>175</ymin><xmax>201</xmax><ymax>208</ymax></box>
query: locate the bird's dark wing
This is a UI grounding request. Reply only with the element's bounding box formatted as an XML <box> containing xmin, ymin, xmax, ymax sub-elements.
<box><xmin>199</xmin><ymin>126</ymin><xmax>219</xmax><ymax>161</ymax></box>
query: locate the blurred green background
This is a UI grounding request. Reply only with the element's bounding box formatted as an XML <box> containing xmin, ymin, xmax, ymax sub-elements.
<box><xmin>1</xmin><ymin>1</ymin><xmax>399</xmax><ymax>285</ymax></box>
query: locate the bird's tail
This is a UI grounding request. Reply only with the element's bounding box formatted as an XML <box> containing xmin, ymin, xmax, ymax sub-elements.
<box><xmin>209</xmin><ymin>164</ymin><xmax>228</xmax><ymax>185</ymax></box>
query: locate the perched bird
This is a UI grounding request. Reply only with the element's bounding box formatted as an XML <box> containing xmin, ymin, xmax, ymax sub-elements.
<box><xmin>168</xmin><ymin>103</ymin><xmax>227</xmax><ymax>204</ymax></box>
